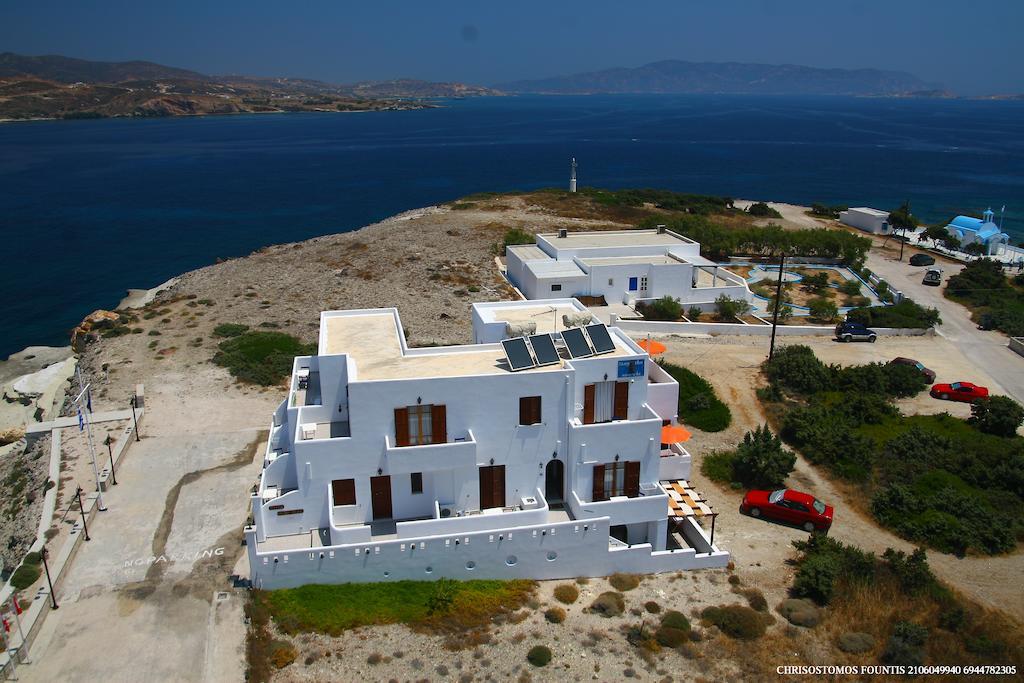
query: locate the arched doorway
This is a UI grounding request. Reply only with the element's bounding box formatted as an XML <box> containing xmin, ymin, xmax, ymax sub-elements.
<box><xmin>545</xmin><ymin>459</ymin><xmax>564</xmax><ymax>505</ymax></box>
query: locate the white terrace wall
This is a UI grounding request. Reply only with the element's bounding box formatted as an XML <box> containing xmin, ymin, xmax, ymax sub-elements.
<box><xmin>612</xmin><ymin>316</ymin><xmax>934</xmax><ymax>338</ymax></box>
<box><xmin>247</xmin><ymin>515</ymin><xmax>728</xmax><ymax>589</ymax></box>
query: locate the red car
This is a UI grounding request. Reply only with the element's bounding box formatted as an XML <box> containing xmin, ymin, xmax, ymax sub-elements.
<box><xmin>930</xmin><ymin>381</ymin><xmax>989</xmax><ymax>403</ymax></box>
<box><xmin>740</xmin><ymin>488</ymin><xmax>833</xmax><ymax>533</ymax></box>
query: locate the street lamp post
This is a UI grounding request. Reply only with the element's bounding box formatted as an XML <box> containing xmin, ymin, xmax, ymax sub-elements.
<box><xmin>104</xmin><ymin>436</ymin><xmax>118</xmax><ymax>485</ymax></box>
<box><xmin>40</xmin><ymin>547</ymin><xmax>57</xmax><ymax>610</ymax></box>
<box><xmin>75</xmin><ymin>487</ymin><xmax>90</xmax><ymax>541</ymax></box>
<box><xmin>129</xmin><ymin>395</ymin><xmax>140</xmax><ymax>442</ymax></box>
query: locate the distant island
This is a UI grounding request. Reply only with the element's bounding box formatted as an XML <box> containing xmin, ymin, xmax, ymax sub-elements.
<box><xmin>496</xmin><ymin>59</ymin><xmax>941</xmax><ymax>96</ymax></box>
<box><xmin>0</xmin><ymin>52</ymin><xmax>502</xmax><ymax>122</ymax></box>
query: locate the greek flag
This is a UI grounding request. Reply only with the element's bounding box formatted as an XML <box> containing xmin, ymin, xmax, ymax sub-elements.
<box><xmin>86</xmin><ymin>389</ymin><xmax>92</xmax><ymax>413</ymax></box>
<box><xmin>77</xmin><ymin>409</ymin><xmax>84</xmax><ymax>432</ymax></box>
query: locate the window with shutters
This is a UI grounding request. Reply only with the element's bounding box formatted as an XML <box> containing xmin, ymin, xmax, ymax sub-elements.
<box><xmin>519</xmin><ymin>396</ymin><xmax>542</xmax><ymax>425</ymax></box>
<box><xmin>394</xmin><ymin>404</ymin><xmax>446</xmax><ymax>446</ymax></box>
<box><xmin>591</xmin><ymin>461</ymin><xmax>641</xmax><ymax>500</ymax></box>
<box><xmin>331</xmin><ymin>479</ymin><xmax>356</xmax><ymax>506</ymax></box>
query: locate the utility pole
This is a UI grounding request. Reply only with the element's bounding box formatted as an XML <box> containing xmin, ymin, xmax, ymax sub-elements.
<box><xmin>768</xmin><ymin>253</ymin><xmax>785</xmax><ymax>361</ymax></box>
<box><xmin>898</xmin><ymin>200</ymin><xmax>909</xmax><ymax>263</ymax></box>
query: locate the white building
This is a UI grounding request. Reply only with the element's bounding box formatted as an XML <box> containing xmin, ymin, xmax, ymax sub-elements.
<box><xmin>945</xmin><ymin>208</ymin><xmax>1009</xmax><ymax>256</ymax></box>
<box><xmin>505</xmin><ymin>228</ymin><xmax>751</xmax><ymax>308</ymax></box>
<box><xmin>245</xmin><ymin>298</ymin><xmax>727</xmax><ymax>589</ymax></box>
<box><xmin>839</xmin><ymin>207</ymin><xmax>891</xmax><ymax>235</ymax></box>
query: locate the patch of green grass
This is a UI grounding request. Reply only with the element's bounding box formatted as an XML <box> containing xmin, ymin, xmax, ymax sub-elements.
<box><xmin>213</xmin><ymin>332</ymin><xmax>316</xmax><ymax>385</ymax></box>
<box><xmin>10</xmin><ymin>564</ymin><xmax>40</xmax><ymax>590</ymax></box>
<box><xmin>658</xmin><ymin>361</ymin><xmax>732</xmax><ymax>432</ymax></box>
<box><xmin>259</xmin><ymin>579</ymin><xmax>535</xmax><ymax>637</ymax></box>
<box><xmin>212</xmin><ymin>323</ymin><xmax>250</xmax><ymax>338</ymax></box>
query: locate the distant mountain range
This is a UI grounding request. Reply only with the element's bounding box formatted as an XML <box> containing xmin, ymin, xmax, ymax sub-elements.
<box><xmin>496</xmin><ymin>60</ymin><xmax>940</xmax><ymax>96</ymax></box>
<box><xmin>0</xmin><ymin>52</ymin><xmax>501</xmax><ymax>121</ymax></box>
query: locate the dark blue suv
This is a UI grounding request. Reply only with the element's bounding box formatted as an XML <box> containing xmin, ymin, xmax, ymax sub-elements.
<box><xmin>834</xmin><ymin>321</ymin><xmax>877</xmax><ymax>343</ymax></box>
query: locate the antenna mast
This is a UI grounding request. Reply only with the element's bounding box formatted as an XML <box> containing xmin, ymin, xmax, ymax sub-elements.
<box><xmin>569</xmin><ymin>158</ymin><xmax>577</xmax><ymax>193</ymax></box>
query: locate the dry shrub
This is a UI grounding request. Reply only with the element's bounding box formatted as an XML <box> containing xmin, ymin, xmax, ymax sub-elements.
<box><xmin>544</xmin><ymin>607</ymin><xmax>566</xmax><ymax>624</ymax></box>
<box><xmin>589</xmin><ymin>592</ymin><xmax>626</xmax><ymax>618</ymax></box>
<box><xmin>701</xmin><ymin>605</ymin><xmax>767</xmax><ymax>640</ymax></box>
<box><xmin>644</xmin><ymin>601</ymin><xmax>661</xmax><ymax>614</ymax></box>
<box><xmin>553</xmin><ymin>584</ymin><xmax>579</xmax><ymax>604</ymax></box>
<box><xmin>270</xmin><ymin>641</ymin><xmax>297</xmax><ymax>669</ymax></box>
<box><xmin>609</xmin><ymin>573</ymin><xmax>641</xmax><ymax>591</ymax></box>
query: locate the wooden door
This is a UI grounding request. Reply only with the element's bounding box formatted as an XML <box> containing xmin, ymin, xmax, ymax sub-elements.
<box><xmin>370</xmin><ymin>475</ymin><xmax>392</xmax><ymax>520</ymax></box>
<box><xmin>479</xmin><ymin>465</ymin><xmax>506</xmax><ymax>509</ymax></box>
<box><xmin>583</xmin><ymin>384</ymin><xmax>596</xmax><ymax>424</ymax></box>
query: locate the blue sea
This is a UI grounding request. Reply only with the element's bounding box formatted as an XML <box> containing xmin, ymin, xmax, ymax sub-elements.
<box><xmin>1</xmin><ymin>94</ymin><xmax>1023</xmax><ymax>358</ymax></box>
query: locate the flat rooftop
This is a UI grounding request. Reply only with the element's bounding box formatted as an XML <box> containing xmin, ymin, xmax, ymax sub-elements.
<box><xmin>484</xmin><ymin>303</ymin><xmax>590</xmax><ymax>335</ymax></box>
<box><xmin>539</xmin><ymin>229</ymin><xmax>694</xmax><ymax>250</ymax></box>
<box><xmin>581</xmin><ymin>255</ymin><xmax>681</xmax><ymax>267</ymax></box>
<box><xmin>323</xmin><ymin>309</ymin><xmax>630</xmax><ymax>380</ymax></box>
<box><xmin>506</xmin><ymin>244</ymin><xmax>550</xmax><ymax>261</ymax></box>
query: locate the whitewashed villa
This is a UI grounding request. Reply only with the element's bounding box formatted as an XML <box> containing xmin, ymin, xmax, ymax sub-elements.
<box><xmin>505</xmin><ymin>227</ymin><xmax>752</xmax><ymax>308</ymax></box>
<box><xmin>245</xmin><ymin>299</ymin><xmax>728</xmax><ymax>588</ymax></box>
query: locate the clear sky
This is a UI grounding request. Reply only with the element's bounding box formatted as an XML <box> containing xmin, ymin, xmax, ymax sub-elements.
<box><xmin>2</xmin><ymin>0</ymin><xmax>1022</xmax><ymax>95</ymax></box>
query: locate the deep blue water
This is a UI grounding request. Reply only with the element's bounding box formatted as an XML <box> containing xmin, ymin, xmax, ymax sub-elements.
<box><xmin>1</xmin><ymin>94</ymin><xmax>1023</xmax><ymax>358</ymax></box>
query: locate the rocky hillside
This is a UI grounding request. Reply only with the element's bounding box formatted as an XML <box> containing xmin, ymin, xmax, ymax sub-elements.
<box><xmin>498</xmin><ymin>59</ymin><xmax>937</xmax><ymax>96</ymax></box>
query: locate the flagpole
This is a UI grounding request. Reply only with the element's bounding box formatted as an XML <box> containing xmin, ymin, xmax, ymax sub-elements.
<box><xmin>8</xmin><ymin>597</ymin><xmax>25</xmax><ymax>664</ymax></box>
<box><xmin>73</xmin><ymin>370</ymin><xmax>106</xmax><ymax>512</ymax></box>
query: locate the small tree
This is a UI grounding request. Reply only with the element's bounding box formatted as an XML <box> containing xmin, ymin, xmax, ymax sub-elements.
<box><xmin>923</xmin><ymin>224</ymin><xmax>949</xmax><ymax>245</ymax></box>
<box><xmin>969</xmin><ymin>396</ymin><xmax>1024</xmax><ymax>437</ymax></box>
<box><xmin>747</xmin><ymin>202</ymin><xmax>781</xmax><ymax>218</ymax></box>
<box><xmin>715</xmin><ymin>295</ymin><xmax>750</xmax><ymax>322</ymax></box>
<box><xmin>808</xmin><ymin>298</ymin><xmax>839</xmax><ymax>322</ymax></box>
<box><xmin>686</xmin><ymin>306</ymin><xmax>702</xmax><ymax>321</ymax></box>
<box><xmin>732</xmin><ymin>425</ymin><xmax>795</xmax><ymax>488</ymax></box>
<box><xmin>641</xmin><ymin>296</ymin><xmax>683</xmax><ymax>321</ymax></box>
<box><xmin>964</xmin><ymin>242</ymin><xmax>986</xmax><ymax>256</ymax></box>
<box><xmin>887</xmin><ymin>202</ymin><xmax>918</xmax><ymax>235</ymax></box>
<box><xmin>839</xmin><ymin>279</ymin><xmax>861</xmax><ymax>297</ymax></box>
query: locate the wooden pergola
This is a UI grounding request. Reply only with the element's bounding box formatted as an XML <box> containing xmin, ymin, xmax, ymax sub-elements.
<box><xmin>661</xmin><ymin>478</ymin><xmax>719</xmax><ymax>546</ymax></box>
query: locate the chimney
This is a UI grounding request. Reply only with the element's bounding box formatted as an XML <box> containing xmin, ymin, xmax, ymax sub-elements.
<box><xmin>656</xmin><ymin>224</ymin><xmax>667</xmax><ymax>234</ymax></box>
<box><xmin>558</xmin><ymin>228</ymin><xmax>568</xmax><ymax>239</ymax></box>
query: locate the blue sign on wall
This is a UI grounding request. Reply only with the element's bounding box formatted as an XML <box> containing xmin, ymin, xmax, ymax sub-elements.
<box><xmin>617</xmin><ymin>358</ymin><xmax>645</xmax><ymax>378</ymax></box>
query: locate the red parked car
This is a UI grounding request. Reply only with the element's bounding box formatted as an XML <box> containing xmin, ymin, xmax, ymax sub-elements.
<box><xmin>930</xmin><ymin>381</ymin><xmax>989</xmax><ymax>403</ymax></box>
<box><xmin>740</xmin><ymin>488</ymin><xmax>833</xmax><ymax>533</ymax></box>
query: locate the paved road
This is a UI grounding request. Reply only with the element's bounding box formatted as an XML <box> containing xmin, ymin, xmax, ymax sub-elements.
<box><xmin>866</xmin><ymin>251</ymin><xmax>1024</xmax><ymax>403</ymax></box>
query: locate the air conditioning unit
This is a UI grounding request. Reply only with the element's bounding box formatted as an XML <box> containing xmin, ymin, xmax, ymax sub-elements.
<box><xmin>439</xmin><ymin>504</ymin><xmax>456</xmax><ymax>519</ymax></box>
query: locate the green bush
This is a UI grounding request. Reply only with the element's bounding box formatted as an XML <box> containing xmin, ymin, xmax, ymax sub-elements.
<box><xmin>731</xmin><ymin>425</ymin><xmax>795</xmax><ymax>488</ymax></box>
<box><xmin>500</xmin><ymin>228</ymin><xmax>534</xmax><ymax>255</ymax></box>
<box><xmin>213</xmin><ymin>332</ymin><xmax>317</xmax><ymax>385</ymax></box>
<box><xmin>527</xmin><ymin>645</ymin><xmax>552</xmax><ymax>667</ymax></box>
<box><xmin>807</xmin><ymin>297</ymin><xmax>839</xmax><ymax>322</ymax></box>
<box><xmin>715</xmin><ymin>294</ymin><xmax>750</xmax><ymax>322</ymax></box>
<box><xmin>763</xmin><ymin>345</ymin><xmax>834</xmax><ymax>395</ymax></box>
<box><xmin>969</xmin><ymin>396</ymin><xmax>1024</xmax><ymax>437</ymax></box>
<box><xmin>810</xmin><ymin>203</ymin><xmax>846</xmax><ymax>219</ymax></box>
<box><xmin>882</xmin><ymin>621</ymin><xmax>928</xmax><ymax>666</ymax></box>
<box><xmin>655</xmin><ymin>626</ymin><xmax>688</xmax><ymax>648</ymax></box>
<box><xmin>686</xmin><ymin>306</ymin><xmax>702</xmax><ymax>321</ymax></box>
<box><xmin>791</xmin><ymin>535</ymin><xmax>876</xmax><ymax>604</ymax></box>
<box><xmin>660</xmin><ymin>610</ymin><xmax>690</xmax><ymax>631</ymax></box>
<box><xmin>700</xmin><ymin>605</ymin><xmax>766</xmax><ymax>640</ymax></box>
<box><xmin>700</xmin><ymin>451</ymin><xmax>736</xmax><ymax>484</ymax></box>
<box><xmin>212</xmin><ymin>323</ymin><xmax>250</xmax><ymax>338</ymax></box>
<box><xmin>658</xmin><ymin>361</ymin><xmax>732</xmax><ymax>432</ymax></box>
<box><xmin>747</xmin><ymin>202</ymin><xmax>781</xmax><ymax>218</ymax></box>
<box><xmin>801</xmin><ymin>272</ymin><xmax>831</xmax><ymax>294</ymax></box>
<box><xmin>847</xmin><ymin>298</ymin><xmax>941</xmax><ymax>329</ymax></box>
<box><xmin>9</xmin><ymin>564</ymin><xmax>40</xmax><ymax>590</ymax></box>
<box><xmin>638</xmin><ymin>296</ymin><xmax>682</xmax><ymax>321</ymax></box>
<box><xmin>839</xmin><ymin>278</ymin><xmax>862</xmax><ymax>297</ymax></box>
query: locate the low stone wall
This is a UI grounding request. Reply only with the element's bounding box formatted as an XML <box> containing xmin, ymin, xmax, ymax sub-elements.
<box><xmin>1010</xmin><ymin>338</ymin><xmax>1024</xmax><ymax>358</ymax></box>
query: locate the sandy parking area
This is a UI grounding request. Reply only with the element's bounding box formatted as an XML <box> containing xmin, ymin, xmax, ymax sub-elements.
<box><xmin>649</xmin><ymin>332</ymin><xmax>1024</xmax><ymax>623</ymax></box>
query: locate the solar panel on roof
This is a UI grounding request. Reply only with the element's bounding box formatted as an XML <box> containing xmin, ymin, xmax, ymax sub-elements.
<box><xmin>501</xmin><ymin>337</ymin><xmax>536</xmax><ymax>372</ymax></box>
<box><xmin>584</xmin><ymin>324</ymin><xmax>616</xmax><ymax>355</ymax></box>
<box><xmin>529</xmin><ymin>334</ymin><xmax>560</xmax><ymax>366</ymax></box>
<box><xmin>561</xmin><ymin>327</ymin><xmax>593</xmax><ymax>359</ymax></box>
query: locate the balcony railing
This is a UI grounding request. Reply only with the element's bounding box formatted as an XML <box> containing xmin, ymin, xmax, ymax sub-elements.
<box><xmin>569</xmin><ymin>484</ymin><xmax>668</xmax><ymax>526</ymax></box>
<box><xmin>383</xmin><ymin>429</ymin><xmax>477</xmax><ymax>474</ymax></box>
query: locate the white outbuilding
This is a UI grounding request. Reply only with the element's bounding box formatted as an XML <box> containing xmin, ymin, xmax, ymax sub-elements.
<box><xmin>839</xmin><ymin>207</ymin><xmax>891</xmax><ymax>235</ymax></box>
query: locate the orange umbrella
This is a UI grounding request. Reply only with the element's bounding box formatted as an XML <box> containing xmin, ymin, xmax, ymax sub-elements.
<box><xmin>638</xmin><ymin>337</ymin><xmax>667</xmax><ymax>355</ymax></box>
<box><xmin>661</xmin><ymin>424</ymin><xmax>692</xmax><ymax>444</ymax></box>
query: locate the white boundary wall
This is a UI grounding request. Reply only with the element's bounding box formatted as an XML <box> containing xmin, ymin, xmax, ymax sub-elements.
<box><xmin>611</xmin><ymin>316</ymin><xmax>934</xmax><ymax>338</ymax></box>
<box><xmin>246</xmin><ymin>515</ymin><xmax>728</xmax><ymax>589</ymax></box>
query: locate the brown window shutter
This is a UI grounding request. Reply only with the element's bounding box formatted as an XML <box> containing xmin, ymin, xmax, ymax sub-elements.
<box><xmin>332</xmin><ymin>479</ymin><xmax>356</xmax><ymax>506</ymax></box>
<box><xmin>494</xmin><ymin>465</ymin><xmax>506</xmax><ymax>508</ymax></box>
<box><xmin>431</xmin><ymin>404</ymin><xmax>447</xmax><ymax>444</ymax></box>
<box><xmin>519</xmin><ymin>397</ymin><xmax>530</xmax><ymax>425</ymax></box>
<box><xmin>592</xmin><ymin>464</ymin><xmax>605</xmax><ymax>501</ymax></box>
<box><xmin>613</xmin><ymin>382</ymin><xmax>629</xmax><ymax>420</ymax></box>
<box><xmin>624</xmin><ymin>461</ymin><xmax>640</xmax><ymax>498</ymax></box>
<box><xmin>394</xmin><ymin>407</ymin><xmax>410</xmax><ymax>446</ymax></box>
<box><xmin>479</xmin><ymin>466</ymin><xmax>493</xmax><ymax>509</ymax></box>
<box><xmin>583</xmin><ymin>384</ymin><xmax>596</xmax><ymax>424</ymax></box>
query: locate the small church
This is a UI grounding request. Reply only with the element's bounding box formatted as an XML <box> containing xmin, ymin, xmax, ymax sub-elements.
<box><xmin>945</xmin><ymin>208</ymin><xmax>1009</xmax><ymax>255</ymax></box>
